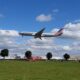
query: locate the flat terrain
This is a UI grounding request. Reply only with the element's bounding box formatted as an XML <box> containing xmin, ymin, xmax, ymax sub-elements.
<box><xmin>0</xmin><ymin>60</ymin><xmax>80</xmax><ymax>80</ymax></box>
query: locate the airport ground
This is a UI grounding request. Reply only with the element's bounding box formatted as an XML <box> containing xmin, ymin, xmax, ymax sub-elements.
<box><xmin>0</xmin><ymin>60</ymin><xmax>80</xmax><ymax>80</ymax></box>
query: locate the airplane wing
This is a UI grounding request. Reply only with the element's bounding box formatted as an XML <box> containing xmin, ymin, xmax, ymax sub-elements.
<box><xmin>19</xmin><ymin>28</ymin><xmax>63</xmax><ymax>39</ymax></box>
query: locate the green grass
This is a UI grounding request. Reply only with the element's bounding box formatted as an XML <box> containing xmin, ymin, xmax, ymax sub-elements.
<box><xmin>0</xmin><ymin>60</ymin><xmax>80</xmax><ymax>80</ymax></box>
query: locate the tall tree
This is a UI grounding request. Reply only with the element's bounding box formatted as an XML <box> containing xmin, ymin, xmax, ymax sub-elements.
<box><xmin>63</xmin><ymin>53</ymin><xmax>70</xmax><ymax>61</ymax></box>
<box><xmin>25</xmin><ymin>50</ymin><xmax>32</xmax><ymax>60</ymax></box>
<box><xmin>46</xmin><ymin>52</ymin><xmax>52</xmax><ymax>60</ymax></box>
<box><xmin>0</xmin><ymin>49</ymin><xmax>9</xmax><ymax>59</ymax></box>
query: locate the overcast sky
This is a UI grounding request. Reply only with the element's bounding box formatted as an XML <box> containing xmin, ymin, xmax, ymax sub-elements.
<box><xmin>0</xmin><ymin>0</ymin><xmax>80</xmax><ymax>58</ymax></box>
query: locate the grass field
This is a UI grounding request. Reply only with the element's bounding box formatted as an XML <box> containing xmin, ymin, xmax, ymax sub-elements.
<box><xmin>0</xmin><ymin>60</ymin><xmax>80</xmax><ymax>80</ymax></box>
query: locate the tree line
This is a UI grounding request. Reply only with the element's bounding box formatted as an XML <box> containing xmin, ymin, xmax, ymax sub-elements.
<box><xmin>25</xmin><ymin>51</ymin><xmax>70</xmax><ymax>61</ymax></box>
<box><xmin>0</xmin><ymin>49</ymin><xmax>70</xmax><ymax>60</ymax></box>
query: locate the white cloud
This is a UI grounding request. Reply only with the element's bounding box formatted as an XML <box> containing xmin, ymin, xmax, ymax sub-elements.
<box><xmin>64</xmin><ymin>22</ymin><xmax>80</xmax><ymax>31</ymax></box>
<box><xmin>36</xmin><ymin>14</ymin><xmax>52</xmax><ymax>22</ymax></box>
<box><xmin>62</xmin><ymin>46</ymin><xmax>71</xmax><ymax>51</ymax></box>
<box><xmin>51</xmin><ymin>23</ymin><xmax>80</xmax><ymax>40</ymax></box>
<box><xmin>0</xmin><ymin>37</ymin><xmax>28</xmax><ymax>58</ymax></box>
<box><xmin>62</xmin><ymin>23</ymin><xmax>80</xmax><ymax>40</ymax></box>
<box><xmin>0</xmin><ymin>30</ymin><xmax>19</xmax><ymax>37</ymax></box>
<box><xmin>71</xmin><ymin>42</ymin><xmax>80</xmax><ymax>50</ymax></box>
<box><xmin>0</xmin><ymin>30</ymin><xmax>25</xmax><ymax>57</ymax></box>
<box><xmin>27</xmin><ymin>38</ymin><xmax>54</xmax><ymax>48</ymax></box>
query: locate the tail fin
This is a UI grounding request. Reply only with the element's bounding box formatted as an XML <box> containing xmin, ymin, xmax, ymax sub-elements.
<box><xmin>58</xmin><ymin>28</ymin><xmax>64</xmax><ymax>32</ymax></box>
<box><xmin>54</xmin><ymin>28</ymin><xmax>64</xmax><ymax>36</ymax></box>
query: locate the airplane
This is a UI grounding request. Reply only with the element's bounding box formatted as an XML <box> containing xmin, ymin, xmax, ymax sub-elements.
<box><xmin>19</xmin><ymin>28</ymin><xmax>63</xmax><ymax>39</ymax></box>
